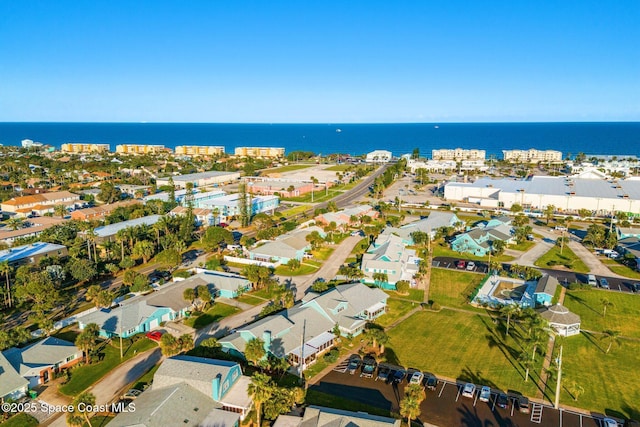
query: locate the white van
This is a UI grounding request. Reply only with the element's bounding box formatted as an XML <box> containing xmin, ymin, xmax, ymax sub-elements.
<box><xmin>587</xmin><ymin>274</ymin><xmax>597</xmax><ymax>286</ymax></box>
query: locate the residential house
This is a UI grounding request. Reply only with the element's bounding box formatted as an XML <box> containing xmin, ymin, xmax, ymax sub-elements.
<box><xmin>315</xmin><ymin>205</ymin><xmax>378</xmax><ymax>229</ymax></box>
<box><xmin>248</xmin><ymin>226</ymin><xmax>326</xmax><ymax>264</ymax></box>
<box><xmin>0</xmin><ymin>217</ymin><xmax>67</xmax><ymax>245</ymax></box>
<box><xmin>178</xmin><ymin>269</ymin><xmax>251</xmax><ymax>299</ymax></box>
<box><xmin>533</xmin><ymin>275</ymin><xmax>559</xmax><ymax>307</ymax></box>
<box><xmin>381</xmin><ymin>211</ymin><xmax>462</xmax><ymax>244</ymax></box>
<box><xmin>0</xmin><ymin>337</ymin><xmax>82</xmax><ymax>401</ymax></box>
<box><xmin>220</xmin><ymin>283</ymin><xmax>388</xmax><ymax>368</ymax></box>
<box><xmin>91</xmin><ymin>214</ymin><xmax>162</xmax><ymax>243</ymax></box>
<box><xmin>2</xmin><ymin>337</ymin><xmax>83</xmax><ymax>389</ymax></box>
<box><xmin>451</xmin><ymin>216</ymin><xmax>514</xmax><ymax>256</ymax></box>
<box><xmin>274</xmin><ymin>406</ymin><xmax>401</xmax><ymax>427</ymax></box>
<box><xmin>360</xmin><ymin>233</ymin><xmax>421</xmax><ymax>289</ymax></box>
<box><xmin>199</xmin><ymin>194</ymin><xmax>280</xmax><ymax>223</ymax></box>
<box><xmin>169</xmin><ymin>206</ymin><xmax>216</xmax><ymax>227</ymax></box>
<box><xmin>70</xmin><ymin>200</ymin><xmax>142</xmax><ymax>221</ymax></box>
<box><xmin>0</xmin><ymin>242</ymin><xmax>67</xmax><ymax>267</ymax></box>
<box><xmin>1</xmin><ymin>190</ymin><xmax>81</xmax><ymax>217</ymax></box>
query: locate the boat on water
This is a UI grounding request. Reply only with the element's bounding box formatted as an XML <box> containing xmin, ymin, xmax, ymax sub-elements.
<box><xmin>434</xmin><ymin>125</ymin><xmax>439</xmax><ymax>129</ymax></box>
<box><xmin>336</xmin><ymin>128</ymin><xmax>342</xmax><ymax>133</ymax></box>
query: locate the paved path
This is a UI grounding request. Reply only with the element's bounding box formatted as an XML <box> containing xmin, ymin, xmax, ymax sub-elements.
<box><xmin>195</xmin><ymin>301</ymin><xmax>269</xmax><ymax>345</ymax></box>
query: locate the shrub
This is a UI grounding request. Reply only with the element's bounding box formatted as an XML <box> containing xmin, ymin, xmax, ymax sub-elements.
<box><xmin>431</xmin><ymin>302</ymin><xmax>442</xmax><ymax>311</ymax></box>
<box><xmin>323</xmin><ymin>348</ymin><xmax>340</xmax><ymax>363</ymax></box>
<box><xmin>395</xmin><ymin>280</ymin><xmax>410</xmax><ymax>294</ymax></box>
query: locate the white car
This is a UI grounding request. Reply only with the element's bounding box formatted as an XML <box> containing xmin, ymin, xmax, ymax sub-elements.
<box><xmin>602</xmin><ymin>418</ymin><xmax>619</xmax><ymax>427</ymax></box>
<box><xmin>479</xmin><ymin>386</ymin><xmax>491</xmax><ymax>402</ymax></box>
<box><xmin>466</xmin><ymin>261</ymin><xmax>476</xmax><ymax>271</ymax></box>
<box><xmin>461</xmin><ymin>383</ymin><xmax>476</xmax><ymax>398</ymax></box>
<box><xmin>409</xmin><ymin>371</ymin><xmax>424</xmax><ymax>385</ymax></box>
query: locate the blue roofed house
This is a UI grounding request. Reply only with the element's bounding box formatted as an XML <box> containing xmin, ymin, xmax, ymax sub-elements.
<box><xmin>451</xmin><ymin>215</ymin><xmax>514</xmax><ymax>256</ymax></box>
<box><xmin>109</xmin><ymin>355</ymin><xmax>251</xmax><ymax>427</ymax></box>
<box><xmin>532</xmin><ymin>274</ymin><xmax>559</xmax><ymax>307</ymax></box>
<box><xmin>219</xmin><ymin>283</ymin><xmax>388</xmax><ymax>369</ymax></box>
<box><xmin>360</xmin><ymin>233</ymin><xmax>421</xmax><ymax>290</ymax></box>
<box><xmin>248</xmin><ymin>226</ymin><xmax>326</xmax><ymax>264</ymax></box>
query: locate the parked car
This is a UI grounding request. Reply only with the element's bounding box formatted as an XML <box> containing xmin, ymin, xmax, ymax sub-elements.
<box><xmin>360</xmin><ymin>355</ymin><xmax>377</xmax><ymax>378</ymax></box>
<box><xmin>122</xmin><ymin>389</ymin><xmax>142</xmax><ymax>399</ymax></box>
<box><xmin>526</xmin><ymin>234</ymin><xmax>535</xmax><ymax>241</ymax></box>
<box><xmin>376</xmin><ymin>365</ymin><xmax>390</xmax><ymax>382</ymax></box>
<box><xmin>145</xmin><ymin>331</ymin><xmax>162</xmax><ymax>342</ymax></box>
<box><xmin>456</xmin><ymin>260</ymin><xmax>466</xmax><ymax>269</ymax></box>
<box><xmin>461</xmin><ymin>383</ymin><xmax>476</xmax><ymax>398</ymax></box>
<box><xmin>587</xmin><ymin>274</ymin><xmax>598</xmax><ymax>286</ymax></box>
<box><xmin>496</xmin><ymin>392</ymin><xmax>509</xmax><ymax>409</ymax></box>
<box><xmin>466</xmin><ymin>261</ymin><xmax>476</xmax><ymax>271</ymax></box>
<box><xmin>392</xmin><ymin>369</ymin><xmax>406</xmax><ymax>384</ymax></box>
<box><xmin>424</xmin><ymin>374</ymin><xmax>438</xmax><ymax>391</ymax></box>
<box><xmin>632</xmin><ymin>283</ymin><xmax>640</xmax><ymax>293</ymax></box>
<box><xmin>602</xmin><ymin>418</ymin><xmax>618</xmax><ymax>427</ymax></box>
<box><xmin>600</xmin><ymin>278</ymin><xmax>610</xmax><ymax>289</ymax></box>
<box><xmin>517</xmin><ymin>395</ymin><xmax>530</xmax><ymax>414</ymax></box>
<box><xmin>347</xmin><ymin>355</ymin><xmax>362</xmax><ymax>374</ymax></box>
<box><xmin>409</xmin><ymin>371</ymin><xmax>424</xmax><ymax>385</ymax></box>
<box><xmin>479</xmin><ymin>386</ymin><xmax>491</xmax><ymax>402</ymax></box>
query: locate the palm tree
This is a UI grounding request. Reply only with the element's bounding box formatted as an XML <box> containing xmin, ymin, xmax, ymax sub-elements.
<box><xmin>74</xmin><ymin>391</ymin><xmax>96</xmax><ymax>427</ymax></box>
<box><xmin>0</xmin><ymin>261</ymin><xmax>12</xmax><ymax>308</ymax></box>
<box><xmin>500</xmin><ymin>304</ymin><xmax>520</xmax><ymax>337</ymax></box>
<box><xmin>116</xmin><ymin>228</ymin><xmax>128</xmax><ymax>260</ymax></box>
<box><xmin>601</xmin><ymin>298</ymin><xmax>614</xmax><ymax>317</ymax></box>
<box><xmin>248</xmin><ymin>372</ymin><xmax>274</xmax><ymax>427</ymax></box>
<box><xmin>85</xmin><ymin>229</ymin><xmax>99</xmax><ymax>262</ymax></box>
<box><xmin>519</xmin><ymin>346</ymin><xmax>535</xmax><ymax>382</ymax></box>
<box><xmin>132</xmin><ymin>240</ymin><xmax>155</xmax><ymax>264</ymax></box>
<box><xmin>6</xmin><ymin>217</ymin><xmax>23</xmax><ymax>231</ymax></box>
<box><xmin>602</xmin><ymin>329</ymin><xmax>622</xmax><ymax>354</ymax></box>
<box><xmin>544</xmin><ymin>205</ymin><xmax>556</xmax><ymax>225</ymax></box>
<box><xmin>53</xmin><ymin>204</ymin><xmax>67</xmax><ymax>218</ymax></box>
<box><xmin>399</xmin><ymin>394</ymin><xmax>421</xmax><ymax>425</ymax></box>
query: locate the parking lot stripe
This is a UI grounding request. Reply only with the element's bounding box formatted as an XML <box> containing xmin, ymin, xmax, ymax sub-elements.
<box><xmin>473</xmin><ymin>391</ymin><xmax>478</xmax><ymax>407</ymax></box>
<box><xmin>510</xmin><ymin>399</ymin><xmax>515</xmax><ymax>417</ymax></box>
<box><xmin>491</xmin><ymin>394</ymin><xmax>496</xmax><ymax>412</ymax></box>
<box><xmin>559</xmin><ymin>408</ymin><xmax>562</xmax><ymax>427</ymax></box>
<box><xmin>455</xmin><ymin>385</ymin><xmax>461</xmax><ymax>402</ymax></box>
<box><xmin>438</xmin><ymin>382</ymin><xmax>446</xmax><ymax>398</ymax></box>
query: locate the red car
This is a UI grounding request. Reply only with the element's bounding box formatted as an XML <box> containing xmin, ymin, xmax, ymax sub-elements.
<box><xmin>146</xmin><ymin>331</ymin><xmax>163</xmax><ymax>342</ymax></box>
<box><xmin>456</xmin><ymin>260</ymin><xmax>466</xmax><ymax>269</ymax></box>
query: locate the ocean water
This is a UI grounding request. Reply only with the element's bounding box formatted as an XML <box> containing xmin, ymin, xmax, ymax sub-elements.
<box><xmin>0</xmin><ymin>122</ymin><xmax>638</xmax><ymax>158</ymax></box>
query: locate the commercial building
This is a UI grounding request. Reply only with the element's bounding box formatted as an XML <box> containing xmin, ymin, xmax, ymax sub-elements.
<box><xmin>432</xmin><ymin>148</ymin><xmax>486</xmax><ymax>161</ymax></box>
<box><xmin>174</xmin><ymin>145</ymin><xmax>225</xmax><ymax>157</ymax></box>
<box><xmin>444</xmin><ymin>174</ymin><xmax>640</xmax><ymax>215</ymax></box>
<box><xmin>60</xmin><ymin>143</ymin><xmax>110</xmax><ymax>153</ymax></box>
<box><xmin>155</xmin><ymin>171</ymin><xmax>240</xmax><ymax>188</ymax></box>
<box><xmin>365</xmin><ymin>150</ymin><xmax>392</xmax><ymax>163</ymax></box>
<box><xmin>502</xmin><ymin>149</ymin><xmax>563</xmax><ymax>163</ymax></box>
<box><xmin>92</xmin><ymin>215</ymin><xmax>162</xmax><ymax>242</ymax></box>
<box><xmin>143</xmin><ymin>189</ymin><xmax>226</xmax><ymax>205</ymax></box>
<box><xmin>1</xmin><ymin>190</ymin><xmax>81</xmax><ymax>217</ymax></box>
<box><xmin>246</xmin><ymin>178</ymin><xmax>314</xmax><ymax>198</ymax></box>
<box><xmin>0</xmin><ymin>242</ymin><xmax>68</xmax><ymax>266</ymax></box>
<box><xmin>199</xmin><ymin>194</ymin><xmax>279</xmax><ymax>223</ymax></box>
<box><xmin>115</xmin><ymin>144</ymin><xmax>166</xmax><ymax>155</ymax></box>
<box><xmin>234</xmin><ymin>146</ymin><xmax>285</xmax><ymax>158</ymax></box>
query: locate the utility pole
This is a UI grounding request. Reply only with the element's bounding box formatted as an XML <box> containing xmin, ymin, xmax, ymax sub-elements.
<box><xmin>554</xmin><ymin>345</ymin><xmax>563</xmax><ymax>409</ymax></box>
<box><xmin>299</xmin><ymin>320</ymin><xmax>307</xmax><ymax>389</ymax></box>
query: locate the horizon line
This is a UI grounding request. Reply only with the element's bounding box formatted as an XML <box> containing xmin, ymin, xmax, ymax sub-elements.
<box><xmin>1</xmin><ymin>120</ymin><xmax>639</xmax><ymax>125</ymax></box>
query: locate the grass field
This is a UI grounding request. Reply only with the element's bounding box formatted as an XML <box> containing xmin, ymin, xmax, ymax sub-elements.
<box><xmin>509</xmin><ymin>240</ymin><xmax>536</xmax><ymax>252</ymax></box>
<box><xmin>280</xmin><ymin>204</ymin><xmax>311</xmax><ymax>217</ymax></box>
<box><xmin>384</xmin><ymin>288</ymin><xmax>425</xmax><ymax>302</ymax></box>
<box><xmin>324</xmin><ymin>164</ymin><xmax>352</xmax><ymax>171</ymax></box>
<box><xmin>262</xmin><ymin>164</ymin><xmax>313</xmax><ymax>174</ymax></box>
<box><xmin>311</xmin><ymin>247</ymin><xmax>335</xmax><ymax>261</ymax></box>
<box><xmin>274</xmin><ymin>263</ymin><xmax>319</xmax><ymax>276</ymax></box>
<box><xmin>558</xmin><ymin>332</ymin><xmax>640</xmax><ymax>419</ymax></box>
<box><xmin>283</xmin><ymin>187</ymin><xmax>345</xmax><ymax>203</ymax></box>
<box><xmin>563</xmin><ymin>289</ymin><xmax>640</xmax><ymax>339</ymax></box>
<box><xmin>386</xmin><ymin>310</ymin><xmax>544</xmax><ymax>397</ymax></box>
<box><xmin>534</xmin><ymin>245</ymin><xmax>589</xmax><ymax>273</ymax></box>
<box><xmin>429</xmin><ymin>268</ymin><xmax>485</xmax><ymax>309</ymax></box>
<box><xmin>375</xmin><ymin>298</ymin><xmax>420</xmax><ymax>328</ymax></box>
<box><xmin>183</xmin><ymin>303</ymin><xmax>240</xmax><ymax>329</ymax></box>
<box><xmin>433</xmin><ymin>244</ymin><xmax>515</xmax><ymax>262</ymax></box>
<box><xmin>236</xmin><ymin>294</ymin><xmax>266</xmax><ymax>305</ymax></box>
<box><xmin>0</xmin><ymin>414</ymin><xmax>38</xmax><ymax>427</ymax></box>
<box><xmin>59</xmin><ymin>337</ymin><xmax>157</xmax><ymax>396</ymax></box>
<box><xmin>601</xmin><ymin>258</ymin><xmax>640</xmax><ymax>279</ymax></box>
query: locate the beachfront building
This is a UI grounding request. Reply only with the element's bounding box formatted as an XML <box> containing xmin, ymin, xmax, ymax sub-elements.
<box><xmin>432</xmin><ymin>148</ymin><xmax>486</xmax><ymax>161</ymax></box>
<box><xmin>502</xmin><ymin>149</ymin><xmax>563</xmax><ymax>163</ymax></box>
<box><xmin>450</xmin><ymin>216</ymin><xmax>514</xmax><ymax>256</ymax></box>
<box><xmin>60</xmin><ymin>143</ymin><xmax>110</xmax><ymax>153</ymax></box>
<box><xmin>115</xmin><ymin>144</ymin><xmax>166</xmax><ymax>155</ymax></box>
<box><xmin>1</xmin><ymin>190</ymin><xmax>81</xmax><ymax>217</ymax></box>
<box><xmin>155</xmin><ymin>171</ymin><xmax>240</xmax><ymax>188</ymax></box>
<box><xmin>444</xmin><ymin>174</ymin><xmax>640</xmax><ymax>215</ymax></box>
<box><xmin>365</xmin><ymin>150</ymin><xmax>392</xmax><ymax>163</ymax></box>
<box><xmin>199</xmin><ymin>194</ymin><xmax>279</xmax><ymax>223</ymax></box>
<box><xmin>0</xmin><ymin>242</ymin><xmax>67</xmax><ymax>266</ymax></box>
<box><xmin>234</xmin><ymin>146</ymin><xmax>285</xmax><ymax>158</ymax></box>
<box><xmin>174</xmin><ymin>145</ymin><xmax>225</xmax><ymax>157</ymax></box>
<box><xmin>360</xmin><ymin>233</ymin><xmax>421</xmax><ymax>289</ymax></box>
<box><xmin>21</xmin><ymin>139</ymin><xmax>44</xmax><ymax>149</ymax></box>
<box><xmin>220</xmin><ymin>283</ymin><xmax>388</xmax><ymax>368</ymax></box>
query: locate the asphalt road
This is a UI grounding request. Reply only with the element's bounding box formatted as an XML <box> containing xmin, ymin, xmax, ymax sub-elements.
<box><xmin>313</xmin><ymin>367</ymin><xmax>615</xmax><ymax>427</ymax></box>
<box><xmin>432</xmin><ymin>256</ymin><xmax>640</xmax><ymax>294</ymax></box>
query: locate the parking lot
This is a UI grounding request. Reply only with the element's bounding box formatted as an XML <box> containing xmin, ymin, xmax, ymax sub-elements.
<box><xmin>311</xmin><ymin>360</ymin><xmax>620</xmax><ymax>427</ymax></box>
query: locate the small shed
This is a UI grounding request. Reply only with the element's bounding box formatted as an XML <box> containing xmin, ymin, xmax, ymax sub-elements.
<box><xmin>533</xmin><ymin>275</ymin><xmax>559</xmax><ymax>306</ymax></box>
<box><xmin>539</xmin><ymin>304</ymin><xmax>581</xmax><ymax>337</ymax></box>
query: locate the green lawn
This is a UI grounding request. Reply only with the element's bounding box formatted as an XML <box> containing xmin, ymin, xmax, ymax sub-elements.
<box><xmin>283</xmin><ymin>188</ymin><xmax>345</xmax><ymax>203</ymax></box>
<box><xmin>263</xmin><ymin>164</ymin><xmax>313</xmax><ymax>174</ymax></box>
<box><xmin>559</xmin><ymin>332</ymin><xmax>640</xmax><ymax>419</ymax></box>
<box><xmin>311</xmin><ymin>247</ymin><xmax>335</xmax><ymax>261</ymax></box>
<box><xmin>386</xmin><ymin>309</ymin><xmax>544</xmax><ymax>397</ymax></box>
<box><xmin>323</xmin><ymin>164</ymin><xmax>352</xmax><ymax>171</ymax></box>
<box><xmin>0</xmin><ymin>413</ymin><xmax>39</xmax><ymax>427</ymax></box>
<box><xmin>433</xmin><ymin>244</ymin><xmax>515</xmax><ymax>262</ymax></box>
<box><xmin>59</xmin><ymin>337</ymin><xmax>158</xmax><ymax>396</ymax></box>
<box><xmin>384</xmin><ymin>288</ymin><xmax>424</xmax><ymax>302</ymax></box>
<box><xmin>429</xmin><ymin>268</ymin><xmax>485</xmax><ymax>309</ymax></box>
<box><xmin>375</xmin><ymin>298</ymin><xmax>420</xmax><ymax>328</ymax></box>
<box><xmin>533</xmin><ymin>245</ymin><xmax>589</xmax><ymax>273</ymax></box>
<box><xmin>280</xmin><ymin>204</ymin><xmax>312</xmax><ymax>217</ymax></box>
<box><xmin>274</xmin><ymin>263</ymin><xmax>319</xmax><ymax>276</ymax></box>
<box><xmin>183</xmin><ymin>303</ymin><xmax>240</xmax><ymax>329</ymax></box>
<box><xmin>564</xmin><ymin>289</ymin><xmax>640</xmax><ymax>339</ymax></box>
<box><xmin>509</xmin><ymin>240</ymin><xmax>536</xmax><ymax>252</ymax></box>
<box><xmin>601</xmin><ymin>258</ymin><xmax>640</xmax><ymax>279</ymax></box>
<box><xmin>236</xmin><ymin>294</ymin><xmax>266</xmax><ymax>305</ymax></box>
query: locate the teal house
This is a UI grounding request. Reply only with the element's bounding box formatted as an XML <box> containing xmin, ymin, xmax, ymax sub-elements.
<box><xmin>179</xmin><ymin>269</ymin><xmax>251</xmax><ymax>299</ymax></box>
<box><xmin>451</xmin><ymin>216</ymin><xmax>514</xmax><ymax>256</ymax></box>
<box><xmin>532</xmin><ymin>275</ymin><xmax>559</xmax><ymax>307</ymax></box>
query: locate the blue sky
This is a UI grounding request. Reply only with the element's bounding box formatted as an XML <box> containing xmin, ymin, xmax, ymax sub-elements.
<box><xmin>0</xmin><ymin>1</ymin><xmax>638</xmax><ymax>122</ymax></box>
